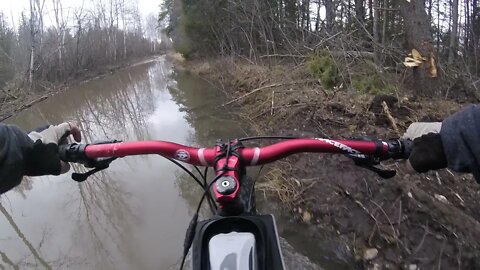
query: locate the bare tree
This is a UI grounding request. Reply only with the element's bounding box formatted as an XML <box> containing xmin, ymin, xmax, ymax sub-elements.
<box><xmin>448</xmin><ymin>0</ymin><xmax>459</xmax><ymax>64</ymax></box>
<box><xmin>325</xmin><ymin>0</ymin><xmax>335</xmax><ymax>33</ymax></box>
<box><xmin>355</xmin><ymin>0</ymin><xmax>365</xmax><ymax>22</ymax></box>
<box><xmin>398</xmin><ymin>0</ymin><xmax>437</xmax><ymax>93</ymax></box>
<box><xmin>28</xmin><ymin>0</ymin><xmax>36</xmax><ymax>88</ymax></box>
<box><xmin>373</xmin><ymin>0</ymin><xmax>380</xmax><ymax>64</ymax></box>
<box><xmin>122</xmin><ymin>0</ymin><xmax>127</xmax><ymax>59</ymax></box>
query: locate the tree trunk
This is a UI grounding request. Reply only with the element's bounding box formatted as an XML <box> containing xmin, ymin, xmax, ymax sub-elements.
<box><xmin>381</xmin><ymin>0</ymin><xmax>387</xmax><ymax>45</ymax></box>
<box><xmin>29</xmin><ymin>0</ymin><xmax>35</xmax><ymax>88</ymax></box>
<box><xmin>305</xmin><ymin>0</ymin><xmax>310</xmax><ymax>30</ymax></box>
<box><xmin>122</xmin><ymin>0</ymin><xmax>127</xmax><ymax>59</ymax></box>
<box><xmin>325</xmin><ymin>0</ymin><xmax>335</xmax><ymax>33</ymax></box>
<box><xmin>315</xmin><ymin>1</ymin><xmax>321</xmax><ymax>31</ymax></box>
<box><xmin>448</xmin><ymin>0</ymin><xmax>459</xmax><ymax>64</ymax></box>
<box><xmin>472</xmin><ymin>0</ymin><xmax>479</xmax><ymax>74</ymax></box>
<box><xmin>436</xmin><ymin>0</ymin><xmax>440</xmax><ymax>54</ymax></box>
<box><xmin>368</xmin><ymin>0</ymin><xmax>373</xmax><ymax>20</ymax></box>
<box><xmin>373</xmin><ymin>0</ymin><xmax>380</xmax><ymax>64</ymax></box>
<box><xmin>355</xmin><ymin>0</ymin><xmax>365</xmax><ymax>22</ymax></box>
<box><xmin>427</xmin><ymin>0</ymin><xmax>432</xmax><ymax>23</ymax></box>
<box><xmin>398</xmin><ymin>0</ymin><xmax>437</xmax><ymax>94</ymax></box>
<box><xmin>465</xmin><ymin>0</ymin><xmax>470</xmax><ymax>56</ymax></box>
<box><xmin>34</xmin><ymin>0</ymin><xmax>44</xmax><ymax>51</ymax></box>
<box><xmin>399</xmin><ymin>1</ymin><xmax>433</xmax><ymax>55</ymax></box>
<box><xmin>347</xmin><ymin>0</ymin><xmax>352</xmax><ymax>27</ymax></box>
<box><xmin>284</xmin><ymin>0</ymin><xmax>297</xmax><ymax>26</ymax></box>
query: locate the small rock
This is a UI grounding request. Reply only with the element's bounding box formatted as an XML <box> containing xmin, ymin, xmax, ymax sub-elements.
<box><xmin>372</xmin><ymin>263</ymin><xmax>381</xmax><ymax>270</ymax></box>
<box><xmin>408</xmin><ymin>264</ymin><xmax>417</xmax><ymax>270</ymax></box>
<box><xmin>363</xmin><ymin>248</ymin><xmax>378</xmax><ymax>260</ymax></box>
<box><xmin>434</xmin><ymin>194</ymin><xmax>449</xmax><ymax>204</ymax></box>
<box><xmin>407</xmin><ymin>192</ymin><xmax>413</xmax><ymax>198</ymax></box>
<box><xmin>302</xmin><ymin>211</ymin><xmax>312</xmax><ymax>223</ymax></box>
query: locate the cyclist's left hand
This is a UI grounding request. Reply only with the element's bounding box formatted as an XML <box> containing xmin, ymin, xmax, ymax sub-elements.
<box><xmin>26</xmin><ymin>122</ymin><xmax>82</xmax><ymax>176</ymax></box>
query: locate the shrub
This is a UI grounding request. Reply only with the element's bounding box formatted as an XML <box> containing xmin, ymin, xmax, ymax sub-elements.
<box><xmin>306</xmin><ymin>52</ymin><xmax>340</xmax><ymax>89</ymax></box>
<box><xmin>351</xmin><ymin>70</ymin><xmax>396</xmax><ymax>94</ymax></box>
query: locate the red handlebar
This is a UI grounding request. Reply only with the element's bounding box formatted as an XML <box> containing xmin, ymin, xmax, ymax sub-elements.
<box><xmin>82</xmin><ymin>138</ymin><xmax>391</xmax><ymax>166</ymax></box>
<box><xmin>60</xmin><ymin>137</ymin><xmax>411</xmax><ymax>208</ymax></box>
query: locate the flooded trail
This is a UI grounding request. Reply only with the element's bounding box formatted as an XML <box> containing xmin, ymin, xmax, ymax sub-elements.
<box><xmin>1</xmin><ymin>57</ymin><xmax>337</xmax><ymax>269</ymax></box>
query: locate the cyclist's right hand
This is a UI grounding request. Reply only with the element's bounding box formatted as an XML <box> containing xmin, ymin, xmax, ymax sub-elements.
<box><xmin>403</xmin><ymin>122</ymin><xmax>447</xmax><ymax>173</ymax></box>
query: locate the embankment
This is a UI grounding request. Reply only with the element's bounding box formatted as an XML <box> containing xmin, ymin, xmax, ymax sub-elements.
<box><xmin>175</xmin><ymin>54</ymin><xmax>480</xmax><ymax>270</ymax></box>
<box><xmin>0</xmin><ymin>54</ymin><xmax>162</xmax><ymax>122</ymax></box>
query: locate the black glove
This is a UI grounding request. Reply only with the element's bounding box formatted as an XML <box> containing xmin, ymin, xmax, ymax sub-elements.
<box><xmin>24</xmin><ymin>140</ymin><xmax>63</xmax><ymax>176</ymax></box>
<box><xmin>408</xmin><ymin>133</ymin><xmax>447</xmax><ymax>173</ymax></box>
<box><xmin>26</xmin><ymin>122</ymin><xmax>82</xmax><ymax>176</ymax></box>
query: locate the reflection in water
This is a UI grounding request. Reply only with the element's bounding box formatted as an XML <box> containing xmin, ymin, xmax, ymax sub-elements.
<box><xmin>0</xmin><ymin>56</ymin><xmax>328</xmax><ymax>270</ymax></box>
<box><xmin>0</xmin><ymin>204</ymin><xmax>51</xmax><ymax>269</ymax></box>
<box><xmin>0</xmin><ymin>249</ymin><xmax>19</xmax><ymax>270</ymax></box>
<box><xmin>168</xmin><ymin>71</ymin><xmax>248</xmax><ymax>145</ymax></box>
<box><xmin>1</xmin><ymin>57</ymin><xmax>246</xmax><ymax>269</ymax></box>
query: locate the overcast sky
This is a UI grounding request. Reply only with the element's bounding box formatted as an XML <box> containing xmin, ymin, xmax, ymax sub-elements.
<box><xmin>0</xmin><ymin>0</ymin><xmax>162</xmax><ymax>27</ymax></box>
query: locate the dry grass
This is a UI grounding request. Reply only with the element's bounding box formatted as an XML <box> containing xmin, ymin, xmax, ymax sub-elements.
<box><xmin>165</xmin><ymin>52</ymin><xmax>186</xmax><ymax>65</ymax></box>
<box><xmin>257</xmin><ymin>163</ymin><xmax>316</xmax><ymax>210</ymax></box>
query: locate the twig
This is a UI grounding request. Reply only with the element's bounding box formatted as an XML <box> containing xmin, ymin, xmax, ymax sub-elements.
<box><xmin>381</xmin><ymin>101</ymin><xmax>400</xmax><ymax>136</ymax></box>
<box><xmin>271</xmin><ymin>91</ymin><xmax>275</xmax><ymax>115</ymax></box>
<box><xmin>273</xmin><ymin>103</ymin><xmax>309</xmax><ymax>109</ymax></box>
<box><xmin>339</xmin><ymin>186</ymin><xmax>379</xmax><ymax>224</ymax></box>
<box><xmin>472</xmin><ymin>78</ymin><xmax>480</xmax><ymax>86</ymax></box>
<box><xmin>413</xmin><ymin>222</ymin><xmax>429</xmax><ymax>254</ymax></box>
<box><xmin>370</xmin><ymin>200</ymin><xmax>397</xmax><ymax>237</ymax></box>
<box><xmin>437</xmin><ymin>237</ymin><xmax>446</xmax><ymax>270</ymax></box>
<box><xmin>457</xmin><ymin>243</ymin><xmax>462</xmax><ymax>270</ymax></box>
<box><xmin>353</xmin><ymin>232</ymin><xmax>357</xmax><ymax>255</ymax></box>
<box><xmin>373</xmin><ymin>6</ymin><xmax>400</xmax><ymax>11</ymax></box>
<box><xmin>223</xmin><ymin>81</ymin><xmax>312</xmax><ymax>106</ymax></box>
<box><xmin>330</xmin><ymin>51</ymin><xmax>375</xmax><ymax>58</ymax></box>
<box><xmin>313</xmin><ymin>31</ymin><xmax>343</xmax><ymax>49</ymax></box>
<box><xmin>2</xmin><ymin>90</ymin><xmax>18</xmax><ymax>99</ymax></box>
<box><xmin>397</xmin><ymin>200</ymin><xmax>402</xmax><ymax>229</ymax></box>
<box><xmin>368</xmin><ymin>224</ymin><xmax>377</xmax><ymax>246</ymax></box>
<box><xmin>260</xmin><ymin>54</ymin><xmax>306</xmax><ymax>58</ymax></box>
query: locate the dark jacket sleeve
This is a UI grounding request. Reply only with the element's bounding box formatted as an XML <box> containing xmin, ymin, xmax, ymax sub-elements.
<box><xmin>0</xmin><ymin>124</ymin><xmax>34</xmax><ymax>194</ymax></box>
<box><xmin>440</xmin><ymin>104</ymin><xmax>480</xmax><ymax>182</ymax></box>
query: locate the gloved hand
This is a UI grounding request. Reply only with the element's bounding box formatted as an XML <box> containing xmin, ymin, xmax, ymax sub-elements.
<box><xmin>402</xmin><ymin>122</ymin><xmax>447</xmax><ymax>173</ymax></box>
<box><xmin>26</xmin><ymin>122</ymin><xmax>81</xmax><ymax>176</ymax></box>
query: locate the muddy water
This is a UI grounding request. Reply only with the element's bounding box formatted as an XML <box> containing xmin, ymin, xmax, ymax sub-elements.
<box><xmin>1</xmin><ymin>57</ymin><xmax>338</xmax><ymax>269</ymax></box>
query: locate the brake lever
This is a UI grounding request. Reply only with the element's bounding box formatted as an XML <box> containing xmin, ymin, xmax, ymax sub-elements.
<box><xmin>345</xmin><ymin>136</ymin><xmax>401</xmax><ymax>179</ymax></box>
<box><xmin>347</xmin><ymin>154</ymin><xmax>397</xmax><ymax>179</ymax></box>
<box><xmin>354</xmin><ymin>161</ymin><xmax>396</xmax><ymax>179</ymax></box>
<box><xmin>71</xmin><ymin>156</ymin><xmax>117</xmax><ymax>182</ymax></box>
<box><xmin>70</xmin><ymin>141</ymin><xmax>118</xmax><ymax>181</ymax></box>
<box><xmin>72</xmin><ymin>166</ymin><xmax>109</xmax><ymax>182</ymax></box>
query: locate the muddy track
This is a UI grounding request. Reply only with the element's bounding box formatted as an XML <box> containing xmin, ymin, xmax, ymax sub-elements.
<box><xmin>182</xmin><ymin>58</ymin><xmax>480</xmax><ymax>270</ymax></box>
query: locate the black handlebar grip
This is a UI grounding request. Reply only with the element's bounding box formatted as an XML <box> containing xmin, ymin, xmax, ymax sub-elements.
<box><xmin>58</xmin><ymin>143</ymin><xmax>88</xmax><ymax>162</ymax></box>
<box><xmin>384</xmin><ymin>139</ymin><xmax>413</xmax><ymax>160</ymax></box>
<box><xmin>400</xmin><ymin>139</ymin><xmax>413</xmax><ymax>159</ymax></box>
